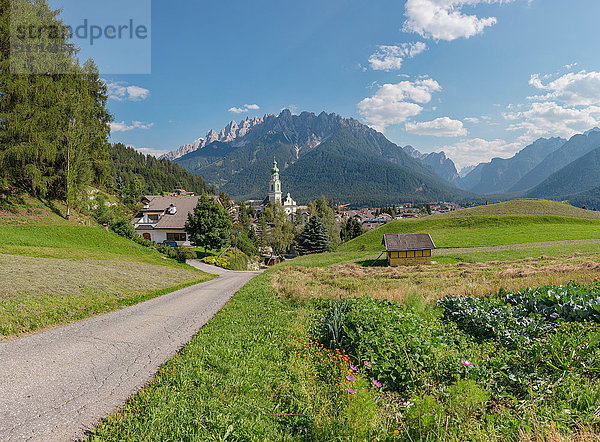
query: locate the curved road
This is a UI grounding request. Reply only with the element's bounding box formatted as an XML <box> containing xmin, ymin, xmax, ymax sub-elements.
<box><xmin>0</xmin><ymin>261</ymin><xmax>260</xmax><ymax>441</ymax></box>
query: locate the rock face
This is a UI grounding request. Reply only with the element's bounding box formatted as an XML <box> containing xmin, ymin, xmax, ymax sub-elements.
<box><xmin>403</xmin><ymin>146</ymin><xmax>463</xmax><ymax>187</ymax></box>
<box><xmin>160</xmin><ymin>115</ymin><xmax>269</xmax><ymax>161</ymax></box>
<box><xmin>167</xmin><ymin>110</ymin><xmax>470</xmax><ymax>206</ymax></box>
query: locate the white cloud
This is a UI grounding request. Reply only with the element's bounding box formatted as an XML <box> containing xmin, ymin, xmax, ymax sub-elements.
<box><xmin>126</xmin><ymin>145</ymin><xmax>169</xmax><ymax>158</ymax></box>
<box><xmin>110</xmin><ymin>121</ymin><xmax>154</xmax><ymax>132</ymax></box>
<box><xmin>229</xmin><ymin>104</ymin><xmax>260</xmax><ymax>114</ymax></box>
<box><xmin>528</xmin><ymin>70</ymin><xmax>600</xmax><ymax>106</ymax></box>
<box><xmin>405</xmin><ymin>117</ymin><xmax>467</xmax><ymax>137</ymax></box>
<box><xmin>504</xmin><ymin>69</ymin><xmax>600</xmax><ymax>140</ymax></box>
<box><xmin>104</xmin><ymin>81</ymin><xmax>150</xmax><ymax>101</ymax></box>
<box><xmin>357</xmin><ymin>78</ymin><xmax>442</xmax><ymax>132</ymax></box>
<box><xmin>402</xmin><ymin>0</ymin><xmax>511</xmax><ymax>41</ymax></box>
<box><xmin>368</xmin><ymin>42</ymin><xmax>427</xmax><ymax>71</ymax></box>
<box><xmin>464</xmin><ymin>117</ymin><xmax>480</xmax><ymax>123</ymax></box>
<box><xmin>441</xmin><ymin>138</ymin><xmax>522</xmax><ymax>169</ymax></box>
<box><xmin>505</xmin><ymin>101</ymin><xmax>600</xmax><ymax>139</ymax></box>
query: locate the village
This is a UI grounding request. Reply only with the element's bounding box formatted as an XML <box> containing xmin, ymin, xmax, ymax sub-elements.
<box><xmin>131</xmin><ymin>159</ymin><xmax>463</xmax><ymax>252</ymax></box>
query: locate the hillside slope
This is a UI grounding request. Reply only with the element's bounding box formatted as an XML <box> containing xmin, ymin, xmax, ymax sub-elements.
<box><xmin>429</xmin><ymin>199</ymin><xmax>600</xmax><ymax>220</ymax></box>
<box><xmin>464</xmin><ymin>138</ymin><xmax>565</xmax><ymax>194</ymax></box>
<box><xmin>525</xmin><ymin>147</ymin><xmax>600</xmax><ymax>201</ymax></box>
<box><xmin>109</xmin><ymin>143</ymin><xmax>209</xmax><ymax>195</ymax></box>
<box><xmin>510</xmin><ymin>131</ymin><xmax>600</xmax><ymax>192</ymax></box>
<box><xmin>339</xmin><ymin>214</ymin><xmax>600</xmax><ymax>253</ymax></box>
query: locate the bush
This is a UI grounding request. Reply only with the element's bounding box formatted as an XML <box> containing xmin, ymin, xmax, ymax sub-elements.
<box><xmin>226</xmin><ymin>251</ymin><xmax>249</xmax><ymax>270</ymax></box>
<box><xmin>175</xmin><ymin>247</ymin><xmax>197</xmax><ymax>263</ymax></box>
<box><xmin>200</xmin><ymin>256</ymin><xmax>230</xmax><ymax>268</ymax></box>
<box><xmin>156</xmin><ymin>244</ymin><xmax>177</xmax><ymax>259</ymax></box>
<box><xmin>111</xmin><ymin>218</ymin><xmax>135</xmax><ymax>239</ymax></box>
<box><xmin>132</xmin><ymin>235</ymin><xmax>153</xmax><ymax>247</ymax></box>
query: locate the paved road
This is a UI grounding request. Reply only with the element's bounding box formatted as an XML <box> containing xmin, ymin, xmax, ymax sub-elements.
<box><xmin>0</xmin><ymin>261</ymin><xmax>260</xmax><ymax>441</ymax></box>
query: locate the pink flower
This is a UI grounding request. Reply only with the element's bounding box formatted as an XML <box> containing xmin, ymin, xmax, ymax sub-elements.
<box><xmin>461</xmin><ymin>360</ymin><xmax>472</xmax><ymax>367</ymax></box>
<box><xmin>424</xmin><ymin>381</ymin><xmax>433</xmax><ymax>387</ymax></box>
<box><xmin>349</xmin><ymin>364</ymin><xmax>357</xmax><ymax>371</ymax></box>
<box><xmin>364</xmin><ymin>361</ymin><xmax>372</xmax><ymax>368</ymax></box>
<box><xmin>346</xmin><ymin>375</ymin><xmax>356</xmax><ymax>382</ymax></box>
<box><xmin>347</xmin><ymin>388</ymin><xmax>355</xmax><ymax>394</ymax></box>
<box><xmin>372</xmin><ymin>379</ymin><xmax>382</xmax><ymax>388</ymax></box>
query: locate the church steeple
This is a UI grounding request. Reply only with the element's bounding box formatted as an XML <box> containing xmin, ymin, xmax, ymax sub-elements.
<box><xmin>268</xmin><ymin>158</ymin><xmax>282</xmax><ymax>203</ymax></box>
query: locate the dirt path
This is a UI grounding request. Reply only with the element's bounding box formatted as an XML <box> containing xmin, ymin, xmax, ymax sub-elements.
<box><xmin>433</xmin><ymin>238</ymin><xmax>600</xmax><ymax>256</ymax></box>
<box><xmin>0</xmin><ymin>261</ymin><xmax>260</xmax><ymax>441</ymax></box>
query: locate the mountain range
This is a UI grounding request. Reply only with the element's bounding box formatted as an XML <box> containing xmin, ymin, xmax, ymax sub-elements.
<box><xmin>161</xmin><ymin>110</ymin><xmax>600</xmax><ymax>208</ymax></box>
<box><xmin>165</xmin><ymin>110</ymin><xmax>471</xmax><ymax>206</ymax></box>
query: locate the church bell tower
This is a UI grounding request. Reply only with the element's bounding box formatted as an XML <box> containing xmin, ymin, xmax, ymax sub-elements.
<box><xmin>268</xmin><ymin>158</ymin><xmax>282</xmax><ymax>204</ymax></box>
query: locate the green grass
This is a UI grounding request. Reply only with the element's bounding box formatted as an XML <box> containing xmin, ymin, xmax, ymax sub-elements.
<box><xmin>339</xmin><ymin>215</ymin><xmax>600</xmax><ymax>253</ymax></box>
<box><xmin>0</xmin><ymin>254</ymin><xmax>213</xmax><ymax>338</ymax></box>
<box><xmin>91</xmin><ymin>273</ymin><xmax>388</xmax><ymax>441</ymax></box>
<box><xmin>434</xmin><ymin>242</ymin><xmax>600</xmax><ymax>264</ymax></box>
<box><xmin>0</xmin><ymin>194</ymin><xmax>215</xmax><ymax>337</ymax></box>
<box><xmin>431</xmin><ymin>198</ymin><xmax>600</xmax><ymax>220</ymax></box>
<box><xmin>0</xmin><ymin>224</ymin><xmax>184</xmax><ymax>266</ymax></box>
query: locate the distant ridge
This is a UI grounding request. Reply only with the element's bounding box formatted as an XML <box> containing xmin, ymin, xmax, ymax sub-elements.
<box><xmin>509</xmin><ymin>130</ymin><xmax>600</xmax><ymax>192</ymax></box>
<box><xmin>167</xmin><ymin>110</ymin><xmax>471</xmax><ymax>205</ymax></box>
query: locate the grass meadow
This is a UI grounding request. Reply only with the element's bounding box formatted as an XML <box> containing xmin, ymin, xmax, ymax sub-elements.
<box><xmin>0</xmin><ymin>196</ymin><xmax>212</xmax><ymax>338</ymax></box>
<box><xmin>90</xmin><ymin>201</ymin><xmax>600</xmax><ymax>441</ymax></box>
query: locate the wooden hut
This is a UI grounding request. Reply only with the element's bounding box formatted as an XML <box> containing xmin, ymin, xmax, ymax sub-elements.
<box><xmin>382</xmin><ymin>233</ymin><xmax>435</xmax><ymax>266</ymax></box>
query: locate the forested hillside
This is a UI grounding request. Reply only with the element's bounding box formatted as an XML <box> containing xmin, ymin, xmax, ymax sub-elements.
<box><xmin>0</xmin><ymin>0</ymin><xmax>110</xmax><ymax>214</ymax></box>
<box><xmin>108</xmin><ymin>143</ymin><xmax>209</xmax><ymax>196</ymax></box>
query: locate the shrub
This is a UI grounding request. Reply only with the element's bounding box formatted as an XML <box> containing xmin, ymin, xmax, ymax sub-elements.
<box><xmin>132</xmin><ymin>235</ymin><xmax>153</xmax><ymax>247</ymax></box>
<box><xmin>175</xmin><ymin>247</ymin><xmax>197</xmax><ymax>263</ymax></box>
<box><xmin>200</xmin><ymin>256</ymin><xmax>230</xmax><ymax>268</ymax></box>
<box><xmin>111</xmin><ymin>218</ymin><xmax>135</xmax><ymax>239</ymax></box>
<box><xmin>156</xmin><ymin>244</ymin><xmax>177</xmax><ymax>259</ymax></box>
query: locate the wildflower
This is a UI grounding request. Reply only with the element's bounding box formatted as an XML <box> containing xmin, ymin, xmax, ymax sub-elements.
<box><xmin>461</xmin><ymin>360</ymin><xmax>472</xmax><ymax>367</ymax></box>
<box><xmin>394</xmin><ymin>429</ymin><xmax>399</xmax><ymax>434</ymax></box>
<box><xmin>346</xmin><ymin>375</ymin><xmax>356</xmax><ymax>382</ymax></box>
<box><xmin>347</xmin><ymin>388</ymin><xmax>355</xmax><ymax>394</ymax></box>
<box><xmin>350</xmin><ymin>364</ymin><xmax>357</xmax><ymax>371</ymax></box>
<box><xmin>364</xmin><ymin>361</ymin><xmax>372</xmax><ymax>368</ymax></box>
<box><xmin>424</xmin><ymin>380</ymin><xmax>433</xmax><ymax>387</ymax></box>
<box><xmin>372</xmin><ymin>379</ymin><xmax>382</xmax><ymax>388</ymax></box>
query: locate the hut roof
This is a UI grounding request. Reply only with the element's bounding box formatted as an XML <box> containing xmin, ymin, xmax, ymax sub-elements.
<box><xmin>382</xmin><ymin>233</ymin><xmax>436</xmax><ymax>252</ymax></box>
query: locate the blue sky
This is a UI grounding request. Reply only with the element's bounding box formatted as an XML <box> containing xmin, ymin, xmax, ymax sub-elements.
<box><xmin>50</xmin><ymin>0</ymin><xmax>600</xmax><ymax>169</ymax></box>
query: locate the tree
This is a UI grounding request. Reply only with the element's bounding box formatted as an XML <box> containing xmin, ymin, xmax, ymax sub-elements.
<box><xmin>0</xmin><ymin>0</ymin><xmax>110</xmax><ymax>203</ymax></box>
<box><xmin>185</xmin><ymin>194</ymin><xmax>232</xmax><ymax>256</ymax></box>
<box><xmin>340</xmin><ymin>217</ymin><xmax>365</xmax><ymax>242</ymax></box>
<box><xmin>263</xmin><ymin>202</ymin><xmax>295</xmax><ymax>257</ymax></box>
<box><xmin>309</xmin><ymin>196</ymin><xmax>340</xmax><ymax>249</ymax></box>
<box><xmin>296</xmin><ymin>216</ymin><xmax>331</xmax><ymax>255</ymax></box>
<box><xmin>295</xmin><ymin>207</ymin><xmax>304</xmax><ymax>226</ymax></box>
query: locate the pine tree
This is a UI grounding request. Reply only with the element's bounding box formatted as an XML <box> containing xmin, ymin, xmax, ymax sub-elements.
<box><xmin>0</xmin><ymin>0</ymin><xmax>110</xmax><ymax>203</ymax></box>
<box><xmin>309</xmin><ymin>196</ymin><xmax>340</xmax><ymax>249</ymax></box>
<box><xmin>340</xmin><ymin>216</ymin><xmax>364</xmax><ymax>242</ymax></box>
<box><xmin>185</xmin><ymin>194</ymin><xmax>232</xmax><ymax>256</ymax></box>
<box><xmin>296</xmin><ymin>216</ymin><xmax>330</xmax><ymax>255</ymax></box>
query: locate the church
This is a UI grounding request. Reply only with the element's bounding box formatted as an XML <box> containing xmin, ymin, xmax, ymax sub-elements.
<box><xmin>260</xmin><ymin>159</ymin><xmax>297</xmax><ymax>217</ymax></box>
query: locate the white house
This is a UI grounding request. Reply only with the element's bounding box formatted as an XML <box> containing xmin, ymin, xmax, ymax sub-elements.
<box><xmin>132</xmin><ymin>194</ymin><xmax>200</xmax><ymax>246</ymax></box>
